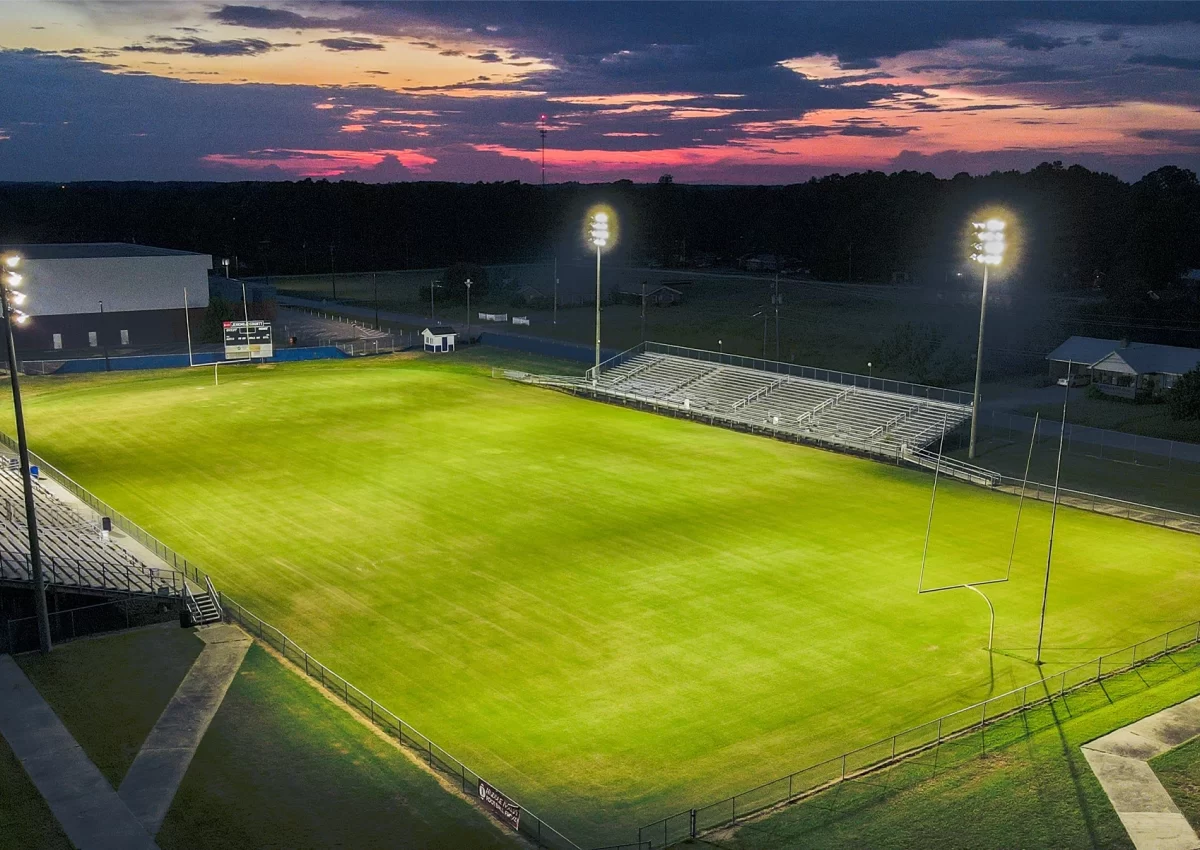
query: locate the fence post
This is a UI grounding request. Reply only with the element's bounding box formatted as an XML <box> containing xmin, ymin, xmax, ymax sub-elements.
<box><xmin>304</xmin><ymin>651</ymin><xmax>309</xmax><ymax>675</ymax></box>
<box><xmin>428</xmin><ymin>739</ymin><xmax>433</xmax><ymax>766</ymax></box>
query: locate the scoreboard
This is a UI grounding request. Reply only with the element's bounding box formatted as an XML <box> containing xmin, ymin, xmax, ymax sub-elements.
<box><xmin>223</xmin><ymin>320</ymin><xmax>274</xmax><ymax>359</ymax></box>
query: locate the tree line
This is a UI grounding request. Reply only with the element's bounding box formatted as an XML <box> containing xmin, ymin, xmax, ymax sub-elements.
<box><xmin>1</xmin><ymin>162</ymin><xmax>1197</xmax><ymax>310</ymax></box>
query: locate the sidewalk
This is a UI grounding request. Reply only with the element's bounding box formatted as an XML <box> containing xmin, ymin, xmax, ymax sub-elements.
<box><xmin>0</xmin><ymin>654</ymin><xmax>159</xmax><ymax>850</ymax></box>
<box><xmin>1082</xmin><ymin>694</ymin><xmax>1200</xmax><ymax>850</ymax></box>
<box><xmin>119</xmin><ymin>624</ymin><xmax>251</xmax><ymax>835</ymax></box>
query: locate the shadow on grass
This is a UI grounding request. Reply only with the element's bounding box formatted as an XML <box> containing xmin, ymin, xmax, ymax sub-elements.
<box><xmin>718</xmin><ymin>643</ymin><xmax>1200</xmax><ymax>850</ymax></box>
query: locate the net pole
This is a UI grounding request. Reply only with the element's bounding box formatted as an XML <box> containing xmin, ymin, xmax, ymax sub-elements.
<box><xmin>917</xmin><ymin>413</ymin><xmax>948</xmax><ymax>593</ymax></box>
<box><xmin>1005</xmin><ymin>412</ymin><xmax>1039</xmax><ymax>580</ymax></box>
<box><xmin>1036</xmin><ymin>368</ymin><xmax>1071</xmax><ymax>665</ymax></box>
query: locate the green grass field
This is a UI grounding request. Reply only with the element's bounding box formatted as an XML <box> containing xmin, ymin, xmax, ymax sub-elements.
<box><xmin>6</xmin><ymin>354</ymin><xmax>1199</xmax><ymax>845</ymax></box>
<box><xmin>158</xmin><ymin>644</ymin><xmax>520</xmax><ymax>850</ymax></box>
<box><xmin>728</xmin><ymin>644</ymin><xmax>1200</xmax><ymax>850</ymax></box>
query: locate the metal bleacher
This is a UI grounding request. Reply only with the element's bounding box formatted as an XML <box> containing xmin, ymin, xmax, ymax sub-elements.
<box><xmin>567</xmin><ymin>346</ymin><xmax>974</xmax><ymax>462</ymax></box>
<box><xmin>0</xmin><ymin>466</ymin><xmax>181</xmax><ymax>597</ymax></box>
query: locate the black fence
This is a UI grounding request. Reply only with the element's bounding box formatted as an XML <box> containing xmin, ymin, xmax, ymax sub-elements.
<box><xmin>3</xmin><ymin>595</ymin><xmax>179</xmax><ymax>654</ymax></box>
<box><xmin>0</xmin><ymin>429</ymin><xmax>583</xmax><ymax>850</ymax></box>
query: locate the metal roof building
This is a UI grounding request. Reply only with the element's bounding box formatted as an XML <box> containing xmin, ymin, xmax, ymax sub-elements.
<box><xmin>1046</xmin><ymin>335</ymin><xmax>1200</xmax><ymax>397</ymax></box>
<box><xmin>0</xmin><ymin>242</ymin><xmax>211</xmax><ymax>356</ymax></box>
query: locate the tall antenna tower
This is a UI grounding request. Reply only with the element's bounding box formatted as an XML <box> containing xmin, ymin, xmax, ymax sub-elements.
<box><xmin>538</xmin><ymin>114</ymin><xmax>547</xmax><ymax>187</ymax></box>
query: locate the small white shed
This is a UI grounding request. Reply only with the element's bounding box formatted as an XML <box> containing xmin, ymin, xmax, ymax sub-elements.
<box><xmin>422</xmin><ymin>326</ymin><xmax>457</xmax><ymax>353</ymax></box>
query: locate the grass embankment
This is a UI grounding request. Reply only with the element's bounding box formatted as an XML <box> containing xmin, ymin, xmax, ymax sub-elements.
<box><xmin>157</xmin><ymin>644</ymin><xmax>519</xmax><ymax>850</ymax></box>
<box><xmin>0</xmin><ymin>734</ymin><xmax>71</xmax><ymax>850</ymax></box>
<box><xmin>726</xmin><ymin>644</ymin><xmax>1200</xmax><ymax>850</ymax></box>
<box><xmin>954</xmin><ymin>434</ymin><xmax>1200</xmax><ymax>516</ymax></box>
<box><xmin>1152</xmin><ymin>734</ymin><xmax>1200</xmax><ymax>833</ymax></box>
<box><xmin>17</xmin><ymin>624</ymin><xmax>202</xmax><ymax>787</ymax></box>
<box><xmin>1019</xmin><ymin>396</ymin><xmax>1200</xmax><ymax>445</ymax></box>
<box><xmin>6</xmin><ymin>355</ymin><xmax>1199</xmax><ymax>844</ymax></box>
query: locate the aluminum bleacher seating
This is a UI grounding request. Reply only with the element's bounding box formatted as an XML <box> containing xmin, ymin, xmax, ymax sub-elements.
<box><xmin>0</xmin><ymin>467</ymin><xmax>165</xmax><ymax>594</ymax></box>
<box><xmin>588</xmin><ymin>351</ymin><xmax>971</xmax><ymax>456</ymax></box>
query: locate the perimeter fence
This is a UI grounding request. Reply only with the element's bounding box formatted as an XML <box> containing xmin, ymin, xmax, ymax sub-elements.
<box><xmin>638</xmin><ymin>618</ymin><xmax>1200</xmax><ymax>847</ymax></box>
<box><xmin>3</xmin><ymin>595</ymin><xmax>179</xmax><ymax>654</ymax></box>
<box><xmin>0</xmin><ymin>430</ymin><xmax>582</xmax><ymax>850</ymax></box>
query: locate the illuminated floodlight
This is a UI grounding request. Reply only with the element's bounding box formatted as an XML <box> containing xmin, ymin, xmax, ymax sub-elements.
<box><xmin>2</xmin><ymin>253</ymin><xmax>19</xmax><ymax>270</ymax></box>
<box><xmin>8</xmin><ymin>290</ymin><xmax>25</xmax><ymax>306</ymax></box>
<box><xmin>970</xmin><ymin>218</ymin><xmax>1005</xmax><ymax>266</ymax></box>
<box><xmin>590</xmin><ymin>211</ymin><xmax>610</xmax><ymax>248</ymax></box>
<box><xmin>4</xmin><ymin>272</ymin><xmax>23</xmax><ymax>288</ymax></box>
<box><xmin>13</xmin><ymin>310</ymin><xmax>29</xmax><ymax>325</ymax></box>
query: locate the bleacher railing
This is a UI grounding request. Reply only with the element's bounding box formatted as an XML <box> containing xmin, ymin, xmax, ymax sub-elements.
<box><xmin>0</xmin><ymin>545</ymin><xmax>185</xmax><ymax>597</ymax></box>
<box><xmin>638</xmin><ymin>618</ymin><xmax>1200</xmax><ymax>848</ymax></box>
<box><xmin>0</xmin><ymin>429</ymin><xmax>582</xmax><ymax>850</ymax></box>
<box><xmin>641</xmin><ymin>342</ymin><xmax>974</xmax><ymax>406</ymax></box>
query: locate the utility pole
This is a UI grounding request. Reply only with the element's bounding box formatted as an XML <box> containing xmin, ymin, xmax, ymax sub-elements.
<box><xmin>641</xmin><ymin>281</ymin><xmax>647</xmax><ymax>342</ymax></box>
<box><xmin>552</xmin><ymin>256</ymin><xmax>558</xmax><ymax>325</ymax></box>
<box><xmin>373</xmin><ymin>272</ymin><xmax>380</xmax><ymax>330</ymax></box>
<box><xmin>329</xmin><ymin>244</ymin><xmax>337</xmax><ymax>302</ymax></box>
<box><xmin>98</xmin><ymin>300</ymin><xmax>110</xmax><ymax>372</ymax></box>
<box><xmin>773</xmin><ymin>273</ymin><xmax>781</xmax><ymax>360</ymax></box>
<box><xmin>465</xmin><ymin>278</ymin><xmax>472</xmax><ymax>332</ymax></box>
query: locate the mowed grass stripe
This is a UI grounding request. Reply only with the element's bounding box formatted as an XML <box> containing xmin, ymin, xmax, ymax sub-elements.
<box><xmin>8</xmin><ymin>356</ymin><xmax>1199</xmax><ymax>844</ymax></box>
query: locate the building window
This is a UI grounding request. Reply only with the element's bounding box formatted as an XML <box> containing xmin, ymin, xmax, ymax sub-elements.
<box><xmin>120</xmin><ymin>329</ymin><xmax>129</xmax><ymax>345</ymax></box>
<box><xmin>52</xmin><ymin>333</ymin><xmax>62</xmax><ymax>351</ymax></box>
<box><xmin>88</xmin><ymin>331</ymin><xmax>98</xmax><ymax>348</ymax></box>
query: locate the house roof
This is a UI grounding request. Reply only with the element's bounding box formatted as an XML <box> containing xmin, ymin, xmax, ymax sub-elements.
<box><xmin>516</xmin><ymin>284</ymin><xmax>543</xmax><ymax>294</ymax></box>
<box><xmin>1098</xmin><ymin>345</ymin><xmax>1200</xmax><ymax>376</ymax></box>
<box><xmin>1049</xmin><ymin>335</ymin><xmax>1200</xmax><ymax>375</ymax></box>
<box><xmin>649</xmin><ymin>285</ymin><xmax>683</xmax><ymax>296</ymax></box>
<box><xmin>424</xmin><ymin>326</ymin><xmax>456</xmax><ymax>336</ymax></box>
<box><xmin>1</xmin><ymin>242</ymin><xmax>207</xmax><ymax>260</ymax></box>
<box><xmin>1046</xmin><ymin>336</ymin><xmax>1123</xmax><ymax>365</ymax></box>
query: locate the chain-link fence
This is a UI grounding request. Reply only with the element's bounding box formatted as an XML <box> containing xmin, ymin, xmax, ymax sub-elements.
<box><xmin>3</xmin><ymin>595</ymin><xmax>180</xmax><ymax>654</ymax></box>
<box><xmin>220</xmin><ymin>597</ymin><xmax>580</xmax><ymax>850</ymax></box>
<box><xmin>0</xmin><ymin>430</ymin><xmax>582</xmax><ymax>850</ymax></box>
<box><xmin>638</xmin><ymin>619</ymin><xmax>1200</xmax><ymax>847</ymax></box>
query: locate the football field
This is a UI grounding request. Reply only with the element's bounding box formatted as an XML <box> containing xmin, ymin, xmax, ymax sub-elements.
<box><xmin>8</xmin><ymin>355</ymin><xmax>1200</xmax><ymax>846</ymax></box>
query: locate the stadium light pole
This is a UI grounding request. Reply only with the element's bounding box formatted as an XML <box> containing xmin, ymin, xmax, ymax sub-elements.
<box><xmin>464</xmin><ymin>278</ymin><xmax>472</xmax><ymax>332</ymax></box>
<box><xmin>968</xmin><ymin>218</ymin><xmax>1005</xmax><ymax>459</ymax></box>
<box><xmin>590</xmin><ymin>211</ymin><xmax>609</xmax><ymax>387</ymax></box>
<box><xmin>1</xmin><ymin>253</ymin><xmax>51</xmax><ymax>653</ymax></box>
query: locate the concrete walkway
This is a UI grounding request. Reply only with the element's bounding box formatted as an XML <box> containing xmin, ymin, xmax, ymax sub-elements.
<box><xmin>118</xmin><ymin>624</ymin><xmax>251</xmax><ymax>836</ymax></box>
<box><xmin>0</xmin><ymin>654</ymin><xmax>159</xmax><ymax>850</ymax></box>
<box><xmin>1082</xmin><ymin>694</ymin><xmax>1200</xmax><ymax>850</ymax></box>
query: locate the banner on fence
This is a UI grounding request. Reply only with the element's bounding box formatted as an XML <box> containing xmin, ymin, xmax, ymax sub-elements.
<box><xmin>478</xmin><ymin>312</ymin><xmax>508</xmax><ymax>323</ymax></box>
<box><xmin>512</xmin><ymin>316</ymin><xmax>530</xmax><ymax>326</ymax></box>
<box><xmin>478</xmin><ymin>779</ymin><xmax>521</xmax><ymax>830</ymax></box>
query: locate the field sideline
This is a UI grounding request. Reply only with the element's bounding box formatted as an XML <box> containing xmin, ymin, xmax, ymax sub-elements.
<box><xmin>6</xmin><ymin>354</ymin><xmax>1199</xmax><ymax>845</ymax></box>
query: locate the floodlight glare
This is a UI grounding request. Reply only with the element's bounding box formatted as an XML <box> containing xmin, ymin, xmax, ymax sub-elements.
<box><xmin>13</xmin><ymin>310</ymin><xmax>28</xmax><ymax>325</ymax></box>
<box><xmin>2</xmin><ymin>254</ymin><xmax>19</xmax><ymax>269</ymax></box>
<box><xmin>986</xmin><ymin>219</ymin><xmax>1005</xmax><ymax>231</ymax></box>
<box><xmin>5</xmin><ymin>272</ymin><xmax>22</xmax><ymax>288</ymax></box>
<box><xmin>8</xmin><ymin>291</ymin><xmax>25</xmax><ymax>306</ymax></box>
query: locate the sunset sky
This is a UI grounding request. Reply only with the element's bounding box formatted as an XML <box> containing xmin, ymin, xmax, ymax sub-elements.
<box><xmin>2</xmin><ymin>1</ymin><xmax>1200</xmax><ymax>183</ymax></box>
